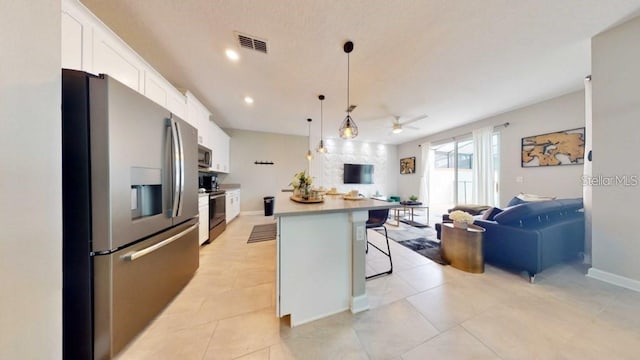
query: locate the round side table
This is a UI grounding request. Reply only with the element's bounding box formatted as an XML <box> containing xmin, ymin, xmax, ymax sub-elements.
<box><xmin>441</xmin><ymin>223</ymin><xmax>485</xmax><ymax>273</ymax></box>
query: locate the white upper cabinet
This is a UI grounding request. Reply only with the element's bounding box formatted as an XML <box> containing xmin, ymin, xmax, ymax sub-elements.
<box><xmin>61</xmin><ymin>12</ymin><xmax>83</xmax><ymax>70</ymax></box>
<box><xmin>212</xmin><ymin>126</ymin><xmax>230</xmax><ymax>173</ymax></box>
<box><xmin>92</xmin><ymin>29</ymin><xmax>143</xmax><ymax>92</ymax></box>
<box><xmin>186</xmin><ymin>91</ymin><xmax>209</xmax><ymax>145</ymax></box>
<box><xmin>186</xmin><ymin>92</ymin><xmax>230</xmax><ymax>173</ymax></box>
<box><xmin>144</xmin><ymin>71</ymin><xmax>169</xmax><ymax>110</ymax></box>
<box><xmin>61</xmin><ymin>0</ymin><xmax>186</xmax><ymax>119</ymax></box>
<box><xmin>61</xmin><ymin>0</ymin><xmax>227</xmax><ymax>171</ymax></box>
<box><xmin>167</xmin><ymin>89</ymin><xmax>187</xmax><ymax>120</ymax></box>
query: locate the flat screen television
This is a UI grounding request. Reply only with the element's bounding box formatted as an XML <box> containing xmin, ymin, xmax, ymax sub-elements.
<box><xmin>343</xmin><ymin>163</ymin><xmax>374</xmax><ymax>184</ymax></box>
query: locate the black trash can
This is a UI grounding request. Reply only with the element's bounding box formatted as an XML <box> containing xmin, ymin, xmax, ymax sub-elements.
<box><xmin>263</xmin><ymin>196</ymin><xmax>275</xmax><ymax>216</ymax></box>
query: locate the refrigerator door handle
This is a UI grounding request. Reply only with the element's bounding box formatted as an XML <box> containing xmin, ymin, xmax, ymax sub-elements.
<box><xmin>169</xmin><ymin>118</ymin><xmax>181</xmax><ymax>218</ymax></box>
<box><xmin>174</xmin><ymin>118</ymin><xmax>185</xmax><ymax>216</ymax></box>
<box><xmin>122</xmin><ymin>223</ymin><xmax>198</xmax><ymax>261</ymax></box>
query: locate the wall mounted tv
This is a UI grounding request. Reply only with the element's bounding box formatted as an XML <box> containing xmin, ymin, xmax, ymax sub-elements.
<box><xmin>343</xmin><ymin>163</ymin><xmax>374</xmax><ymax>184</ymax></box>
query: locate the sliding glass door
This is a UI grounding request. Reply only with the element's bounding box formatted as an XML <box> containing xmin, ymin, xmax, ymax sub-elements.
<box><xmin>429</xmin><ymin>133</ymin><xmax>499</xmax><ymax>215</ymax></box>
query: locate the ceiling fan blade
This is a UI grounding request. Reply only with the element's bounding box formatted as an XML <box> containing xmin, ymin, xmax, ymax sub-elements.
<box><xmin>405</xmin><ymin>125</ymin><xmax>420</xmax><ymax>130</ymax></box>
<box><xmin>401</xmin><ymin>114</ymin><xmax>428</xmax><ymax>125</ymax></box>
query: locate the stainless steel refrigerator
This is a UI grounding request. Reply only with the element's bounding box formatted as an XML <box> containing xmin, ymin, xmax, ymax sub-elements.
<box><xmin>62</xmin><ymin>69</ymin><xmax>199</xmax><ymax>359</ymax></box>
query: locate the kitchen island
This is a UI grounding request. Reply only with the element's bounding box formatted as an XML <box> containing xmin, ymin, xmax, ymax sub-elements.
<box><xmin>273</xmin><ymin>193</ymin><xmax>397</xmax><ymax>326</ymax></box>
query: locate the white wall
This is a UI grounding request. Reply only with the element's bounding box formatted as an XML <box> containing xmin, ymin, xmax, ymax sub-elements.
<box><xmin>0</xmin><ymin>1</ymin><xmax>62</xmax><ymax>358</ymax></box>
<box><xmin>589</xmin><ymin>14</ymin><xmax>640</xmax><ymax>289</ymax></box>
<box><xmin>220</xmin><ymin>129</ymin><xmax>309</xmax><ymax>212</ymax></box>
<box><xmin>313</xmin><ymin>138</ymin><xmax>398</xmax><ymax>198</ymax></box>
<box><xmin>399</xmin><ymin>91</ymin><xmax>585</xmax><ymax>207</ymax></box>
<box><xmin>221</xmin><ymin>129</ymin><xmax>398</xmax><ymax>212</ymax></box>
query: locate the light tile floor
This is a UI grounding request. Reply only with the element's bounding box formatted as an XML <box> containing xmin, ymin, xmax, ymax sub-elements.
<box><xmin>117</xmin><ymin>214</ymin><xmax>640</xmax><ymax>360</ymax></box>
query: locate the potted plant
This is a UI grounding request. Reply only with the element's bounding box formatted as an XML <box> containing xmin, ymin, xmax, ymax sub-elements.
<box><xmin>290</xmin><ymin>171</ymin><xmax>312</xmax><ymax>199</ymax></box>
<box><xmin>409</xmin><ymin>195</ymin><xmax>418</xmax><ymax>202</ymax></box>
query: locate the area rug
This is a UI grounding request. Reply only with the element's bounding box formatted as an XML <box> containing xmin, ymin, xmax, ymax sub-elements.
<box><xmin>247</xmin><ymin>223</ymin><xmax>276</xmax><ymax>243</ymax></box>
<box><xmin>398</xmin><ymin>219</ymin><xmax>429</xmax><ymax>228</ymax></box>
<box><xmin>375</xmin><ymin>225</ymin><xmax>447</xmax><ymax>265</ymax></box>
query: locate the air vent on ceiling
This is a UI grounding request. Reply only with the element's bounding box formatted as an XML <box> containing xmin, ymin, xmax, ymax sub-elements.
<box><xmin>236</xmin><ymin>32</ymin><xmax>268</xmax><ymax>54</ymax></box>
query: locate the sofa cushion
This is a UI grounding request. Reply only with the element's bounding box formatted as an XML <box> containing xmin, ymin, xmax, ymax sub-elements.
<box><xmin>555</xmin><ymin>198</ymin><xmax>584</xmax><ymax>212</ymax></box>
<box><xmin>493</xmin><ymin>201</ymin><xmax>562</xmax><ymax>225</ymax></box>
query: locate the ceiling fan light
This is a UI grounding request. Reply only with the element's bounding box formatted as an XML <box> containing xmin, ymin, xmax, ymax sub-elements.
<box><xmin>339</xmin><ymin>115</ymin><xmax>358</xmax><ymax>139</ymax></box>
<box><xmin>392</xmin><ymin>124</ymin><xmax>403</xmax><ymax>134</ymax></box>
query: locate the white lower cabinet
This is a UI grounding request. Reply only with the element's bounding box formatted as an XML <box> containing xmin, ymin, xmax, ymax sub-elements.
<box><xmin>225</xmin><ymin>189</ymin><xmax>241</xmax><ymax>223</ymax></box>
<box><xmin>198</xmin><ymin>195</ymin><xmax>209</xmax><ymax>245</ymax></box>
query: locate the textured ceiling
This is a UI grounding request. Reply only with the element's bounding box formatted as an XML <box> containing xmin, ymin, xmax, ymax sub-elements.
<box><xmin>80</xmin><ymin>0</ymin><xmax>640</xmax><ymax>145</ymax></box>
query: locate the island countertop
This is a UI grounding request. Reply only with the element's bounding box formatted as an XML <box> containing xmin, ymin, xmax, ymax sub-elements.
<box><xmin>273</xmin><ymin>192</ymin><xmax>398</xmax><ymax>217</ymax></box>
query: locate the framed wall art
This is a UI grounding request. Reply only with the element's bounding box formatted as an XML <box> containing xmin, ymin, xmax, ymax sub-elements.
<box><xmin>400</xmin><ymin>156</ymin><xmax>416</xmax><ymax>174</ymax></box>
<box><xmin>521</xmin><ymin>127</ymin><xmax>585</xmax><ymax>167</ymax></box>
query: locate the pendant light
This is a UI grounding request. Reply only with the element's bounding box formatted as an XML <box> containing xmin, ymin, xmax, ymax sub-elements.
<box><xmin>306</xmin><ymin>118</ymin><xmax>313</xmax><ymax>160</ymax></box>
<box><xmin>316</xmin><ymin>94</ymin><xmax>327</xmax><ymax>153</ymax></box>
<box><xmin>339</xmin><ymin>41</ymin><xmax>358</xmax><ymax>139</ymax></box>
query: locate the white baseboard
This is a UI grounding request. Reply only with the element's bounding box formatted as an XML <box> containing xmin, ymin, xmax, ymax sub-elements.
<box><xmin>350</xmin><ymin>294</ymin><xmax>369</xmax><ymax>314</ymax></box>
<box><xmin>587</xmin><ymin>267</ymin><xmax>640</xmax><ymax>293</ymax></box>
<box><xmin>240</xmin><ymin>210</ymin><xmax>265</xmax><ymax>216</ymax></box>
<box><xmin>290</xmin><ymin>307</ymin><xmax>350</xmax><ymax>327</ymax></box>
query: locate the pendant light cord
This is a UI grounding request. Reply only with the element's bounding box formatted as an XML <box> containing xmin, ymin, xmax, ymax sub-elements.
<box><xmin>347</xmin><ymin>53</ymin><xmax>350</xmax><ymax>113</ymax></box>
<box><xmin>320</xmin><ymin>98</ymin><xmax>324</xmax><ymax>136</ymax></box>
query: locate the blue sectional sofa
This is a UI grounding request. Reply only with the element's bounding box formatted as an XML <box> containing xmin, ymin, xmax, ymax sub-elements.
<box><xmin>473</xmin><ymin>198</ymin><xmax>585</xmax><ymax>282</ymax></box>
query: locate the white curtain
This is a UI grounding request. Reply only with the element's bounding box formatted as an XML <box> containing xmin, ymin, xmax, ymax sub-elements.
<box><xmin>418</xmin><ymin>142</ymin><xmax>432</xmax><ymax>206</ymax></box>
<box><xmin>472</xmin><ymin>126</ymin><xmax>495</xmax><ymax>206</ymax></box>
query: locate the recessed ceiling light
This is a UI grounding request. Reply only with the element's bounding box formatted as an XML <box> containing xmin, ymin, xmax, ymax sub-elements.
<box><xmin>244</xmin><ymin>96</ymin><xmax>254</xmax><ymax>104</ymax></box>
<box><xmin>225</xmin><ymin>49</ymin><xmax>239</xmax><ymax>61</ymax></box>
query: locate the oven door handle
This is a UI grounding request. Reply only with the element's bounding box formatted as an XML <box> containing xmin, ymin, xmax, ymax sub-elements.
<box><xmin>123</xmin><ymin>223</ymin><xmax>198</xmax><ymax>262</ymax></box>
<box><xmin>210</xmin><ymin>194</ymin><xmax>226</xmax><ymax>199</ymax></box>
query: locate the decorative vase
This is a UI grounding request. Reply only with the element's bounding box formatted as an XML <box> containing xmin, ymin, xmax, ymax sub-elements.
<box><xmin>453</xmin><ymin>220</ymin><xmax>468</xmax><ymax>229</ymax></box>
<box><xmin>302</xmin><ymin>185</ymin><xmax>310</xmax><ymax>200</ymax></box>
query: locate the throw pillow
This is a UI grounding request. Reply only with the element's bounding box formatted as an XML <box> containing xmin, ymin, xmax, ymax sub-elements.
<box><xmin>516</xmin><ymin>193</ymin><xmax>556</xmax><ymax>202</ymax></box>
<box><xmin>481</xmin><ymin>207</ymin><xmax>503</xmax><ymax>221</ymax></box>
<box><xmin>507</xmin><ymin>196</ymin><xmax>526</xmax><ymax>207</ymax></box>
<box><xmin>507</xmin><ymin>193</ymin><xmax>556</xmax><ymax>206</ymax></box>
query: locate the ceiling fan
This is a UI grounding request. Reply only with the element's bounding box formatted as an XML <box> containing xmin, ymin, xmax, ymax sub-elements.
<box><xmin>388</xmin><ymin>114</ymin><xmax>428</xmax><ymax>134</ymax></box>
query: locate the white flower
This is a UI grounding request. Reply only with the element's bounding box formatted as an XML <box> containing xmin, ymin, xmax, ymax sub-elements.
<box><xmin>290</xmin><ymin>171</ymin><xmax>312</xmax><ymax>189</ymax></box>
<box><xmin>449</xmin><ymin>210</ymin><xmax>474</xmax><ymax>223</ymax></box>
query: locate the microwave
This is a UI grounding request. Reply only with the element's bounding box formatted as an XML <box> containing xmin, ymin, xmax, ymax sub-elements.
<box><xmin>198</xmin><ymin>145</ymin><xmax>212</xmax><ymax>168</ymax></box>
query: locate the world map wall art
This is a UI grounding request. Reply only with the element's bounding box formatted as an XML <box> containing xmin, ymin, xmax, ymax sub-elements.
<box><xmin>521</xmin><ymin>127</ymin><xmax>585</xmax><ymax>167</ymax></box>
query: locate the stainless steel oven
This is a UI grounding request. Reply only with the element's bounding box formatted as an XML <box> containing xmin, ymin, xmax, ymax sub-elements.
<box><xmin>209</xmin><ymin>190</ymin><xmax>226</xmax><ymax>240</ymax></box>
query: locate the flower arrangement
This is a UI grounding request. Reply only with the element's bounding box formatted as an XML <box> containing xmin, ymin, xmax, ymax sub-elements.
<box><xmin>290</xmin><ymin>171</ymin><xmax>312</xmax><ymax>189</ymax></box>
<box><xmin>449</xmin><ymin>210</ymin><xmax>474</xmax><ymax>225</ymax></box>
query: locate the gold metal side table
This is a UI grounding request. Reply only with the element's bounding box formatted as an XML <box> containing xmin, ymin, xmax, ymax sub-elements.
<box><xmin>441</xmin><ymin>223</ymin><xmax>485</xmax><ymax>273</ymax></box>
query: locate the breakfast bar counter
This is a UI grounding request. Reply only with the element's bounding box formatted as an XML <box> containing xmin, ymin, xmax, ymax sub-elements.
<box><xmin>273</xmin><ymin>193</ymin><xmax>397</xmax><ymax>326</ymax></box>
